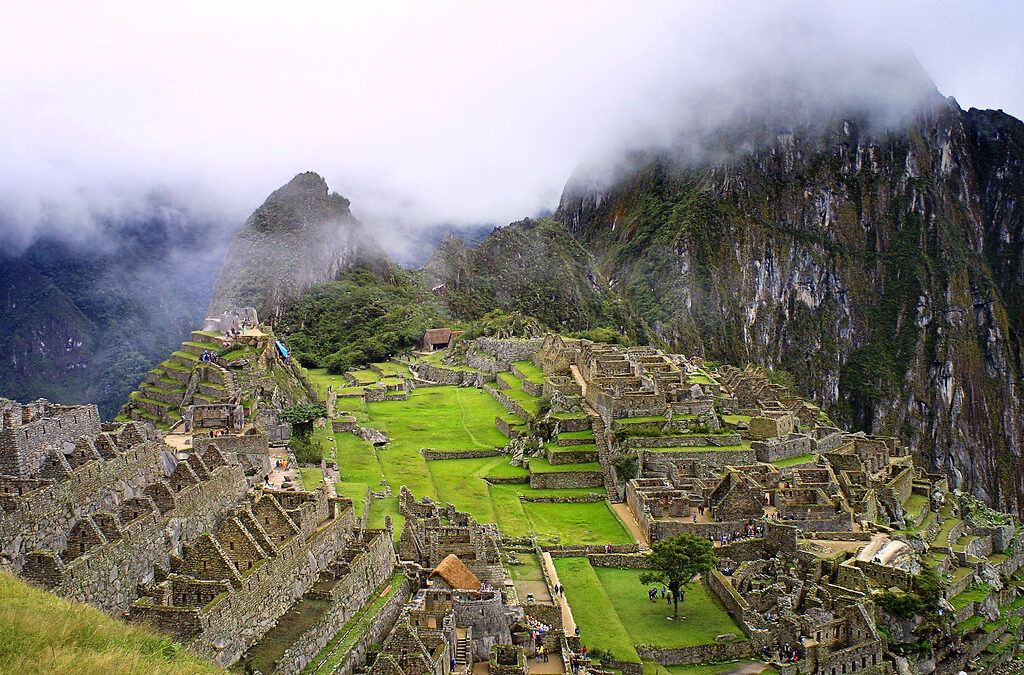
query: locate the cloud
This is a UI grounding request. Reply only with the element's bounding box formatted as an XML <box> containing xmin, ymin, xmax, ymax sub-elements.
<box><xmin>0</xmin><ymin>0</ymin><xmax>1021</xmax><ymax>252</ymax></box>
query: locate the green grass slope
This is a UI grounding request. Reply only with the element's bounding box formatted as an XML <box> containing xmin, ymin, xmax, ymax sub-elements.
<box><xmin>0</xmin><ymin>571</ymin><xmax>218</xmax><ymax>675</ymax></box>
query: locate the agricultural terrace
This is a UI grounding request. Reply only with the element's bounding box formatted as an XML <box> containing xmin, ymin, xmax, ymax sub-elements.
<box><xmin>308</xmin><ymin>377</ymin><xmax>631</xmax><ymax>546</ymax></box>
<box><xmin>554</xmin><ymin>558</ymin><xmax>744</xmax><ymax>663</ymax></box>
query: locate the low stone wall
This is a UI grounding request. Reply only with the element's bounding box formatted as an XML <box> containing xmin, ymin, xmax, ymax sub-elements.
<box><xmin>483</xmin><ymin>475</ymin><xmax>530</xmax><ymax>485</ymax></box>
<box><xmin>193</xmin><ymin>433</ymin><xmax>268</xmax><ymax>457</ymax></box>
<box><xmin>552</xmin><ymin>416</ymin><xmax>591</xmax><ymax>433</ymax></box>
<box><xmin>640</xmin><ymin>448</ymin><xmax>757</xmax><ymax>470</ymax></box>
<box><xmin>523</xmin><ymin>602</ymin><xmax>563</xmax><ymax>630</ymax></box>
<box><xmin>466</xmin><ymin>350</ymin><xmax>507</xmax><ymax>374</ymax></box>
<box><xmin>752</xmin><ymin>434</ymin><xmax>812</xmax><ymax>463</ymax></box>
<box><xmin>332</xmin><ymin>576</ymin><xmax>415</xmax><ymax>675</ymax></box>
<box><xmin>546</xmin><ymin>447</ymin><xmax>599</xmax><ymax>465</ymax></box>
<box><xmin>707</xmin><ymin>569</ymin><xmax>749</xmax><ymax>630</ymax></box>
<box><xmin>495</xmin><ymin>416</ymin><xmax>525</xmax><ymax>439</ymax></box>
<box><xmin>807</xmin><ymin>531</ymin><xmax>874</xmax><ymax>541</ymax></box>
<box><xmin>529</xmin><ymin>469</ymin><xmax>603</xmax><ymax>490</ymax></box>
<box><xmin>544</xmin><ymin>544</ymin><xmax>640</xmax><ymax>555</ymax></box>
<box><xmin>586</xmin><ymin>553</ymin><xmax>649</xmax><ymax>568</ymax></box>
<box><xmin>626</xmin><ymin>434</ymin><xmax>742</xmax><ymax>448</ymax></box>
<box><xmin>638</xmin><ymin>640</ymin><xmax>752</xmax><ymax>666</ymax></box>
<box><xmin>473</xmin><ymin>338</ymin><xmax>543</xmax><ymax>363</ymax></box>
<box><xmin>421</xmin><ymin>449</ymin><xmax>501</xmax><ymax>460</ymax></box>
<box><xmin>416</xmin><ymin>362</ymin><xmax>493</xmax><ymax>387</ymax></box>
<box><xmin>511</xmin><ymin>365</ymin><xmax>544</xmax><ymax>397</ymax></box>
<box><xmin>521</xmin><ymin>493</ymin><xmax>604</xmax><ymax>503</ymax></box>
<box><xmin>270</xmin><ymin>534</ymin><xmax>397</xmax><ymax>674</ymax></box>
<box><xmin>485</xmin><ymin>386</ymin><xmax>532</xmax><ymax>421</ymax></box>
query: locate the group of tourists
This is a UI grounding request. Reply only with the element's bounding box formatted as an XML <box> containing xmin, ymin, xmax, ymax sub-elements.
<box><xmin>199</xmin><ymin>350</ymin><xmax>217</xmax><ymax>362</ymax></box>
<box><xmin>208</xmin><ymin>429</ymin><xmax>227</xmax><ymax>438</ymax></box>
<box><xmin>711</xmin><ymin>521</ymin><xmax>766</xmax><ymax>547</ymax></box>
<box><xmin>568</xmin><ymin>646</ymin><xmax>589</xmax><ymax>673</ymax></box>
<box><xmin>762</xmin><ymin>643</ymin><xmax>803</xmax><ymax>663</ymax></box>
<box><xmin>647</xmin><ymin>587</ymin><xmax>685</xmax><ymax>603</ymax></box>
<box><xmin>552</xmin><ymin>583</ymin><xmax>564</xmax><ymax>596</ymax></box>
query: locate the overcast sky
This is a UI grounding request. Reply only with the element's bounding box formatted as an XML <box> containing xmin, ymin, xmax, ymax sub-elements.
<box><xmin>1</xmin><ymin>0</ymin><xmax>1022</xmax><ymax>250</ymax></box>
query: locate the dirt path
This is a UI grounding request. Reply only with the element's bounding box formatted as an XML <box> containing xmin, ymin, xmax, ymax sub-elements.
<box><xmin>569</xmin><ymin>365</ymin><xmax>587</xmax><ymax>395</ymax></box>
<box><xmin>540</xmin><ymin>552</ymin><xmax>576</xmax><ymax>635</ymax></box>
<box><xmin>611</xmin><ymin>502</ymin><xmax>650</xmax><ymax>550</ymax></box>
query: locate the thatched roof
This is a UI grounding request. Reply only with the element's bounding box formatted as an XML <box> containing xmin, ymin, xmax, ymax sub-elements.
<box><xmin>430</xmin><ymin>554</ymin><xmax>482</xmax><ymax>590</ymax></box>
<box><xmin>424</xmin><ymin>328</ymin><xmax>452</xmax><ymax>345</ymax></box>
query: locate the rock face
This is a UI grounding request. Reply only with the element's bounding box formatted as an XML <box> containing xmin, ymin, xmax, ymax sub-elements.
<box><xmin>208</xmin><ymin>172</ymin><xmax>381</xmax><ymax>320</ymax></box>
<box><xmin>425</xmin><ymin>218</ymin><xmax>648</xmax><ymax>338</ymax></box>
<box><xmin>555</xmin><ymin>100</ymin><xmax>1024</xmax><ymax>514</ymax></box>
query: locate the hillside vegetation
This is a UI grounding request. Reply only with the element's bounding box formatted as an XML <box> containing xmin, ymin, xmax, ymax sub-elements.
<box><xmin>0</xmin><ymin>572</ymin><xmax>218</xmax><ymax>675</ymax></box>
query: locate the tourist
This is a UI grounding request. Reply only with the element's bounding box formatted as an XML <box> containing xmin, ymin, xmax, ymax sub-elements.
<box><xmin>542</xmin><ymin>646</ymin><xmax>549</xmax><ymax>662</ymax></box>
<box><xmin>574</xmin><ymin>626</ymin><xmax>580</xmax><ymax>637</ymax></box>
<box><xmin>692</xmin><ymin>512</ymin><xmax>697</xmax><ymax>523</ymax></box>
<box><xmin>536</xmin><ymin>645</ymin><xmax>544</xmax><ymax>662</ymax></box>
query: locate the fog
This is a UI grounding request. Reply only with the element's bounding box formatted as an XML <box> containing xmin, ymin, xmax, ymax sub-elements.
<box><xmin>1</xmin><ymin>0</ymin><xmax>1022</xmax><ymax>253</ymax></box>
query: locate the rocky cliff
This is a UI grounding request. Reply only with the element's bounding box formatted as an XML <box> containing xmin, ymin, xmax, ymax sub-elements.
<box><xmin>423</xmin><ymin>218</ymin><xmax>650</xmax><ymax>340</ymax></box>
<box><xmin>208</xmin><ymin>172</ymin><xmax>382</xmax><ymax>320</ymax></box>
<box><xmin>555</xmin><ymin>99</ymin><xmax>1024</xmax><ymax>513</ymax></box>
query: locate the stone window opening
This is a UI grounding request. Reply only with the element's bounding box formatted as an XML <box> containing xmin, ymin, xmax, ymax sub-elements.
<box><xmin>229</xmin><ymin>542</ymin><xmax>235</xmax><ymax>551</ymax></box>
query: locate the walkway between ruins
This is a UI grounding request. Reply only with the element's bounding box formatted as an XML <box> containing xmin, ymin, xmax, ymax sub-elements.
<box><xmin>540</xmin><ymin>552</ymin><xmax>576</xmax><ymax>636</ymax></box>
<box><xmin>267</xmin><ymin>443</ymin><xmax>298</xmax><ymax>489</ymax></box>
<box><xmin>569</xmin><ymin>365</ymin><xmax>587</xmax><ymax>395</ymax></box>
<box><xmin>611</xmin><ymin>502</ymin><xmax>651</xmax><ymax>551</ymax></box>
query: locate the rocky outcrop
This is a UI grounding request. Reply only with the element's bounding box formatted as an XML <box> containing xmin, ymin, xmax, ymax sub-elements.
<box><xmin>208</xmin><ymin>172</ymin><xmax>383</xmax><ymax>320</ymax></box>
<box><xmin>556</xmin><ymin>100</ymin><xmax>1024</xmax><ymax>514</ymax></box>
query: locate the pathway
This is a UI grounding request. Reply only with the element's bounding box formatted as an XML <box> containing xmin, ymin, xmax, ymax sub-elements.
<box><xmin>540</xmin><ymin>551</ymin><xmax>576</xmax><ymax>635</ymax></box>
<box><xmin>267</xmin><ymin>444</ymin><xmax>298</xmax><ymax>489</ymax></box>
<box><xmin>611</xmin><ymin>502</ymin><xmax>650</xmax><ymax>551</ymax></box>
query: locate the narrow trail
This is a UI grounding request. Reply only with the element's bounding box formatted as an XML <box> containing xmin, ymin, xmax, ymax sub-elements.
<box><xmin>541</xmin><ymin>552</ymin><xmax>576</xmax><ymax>635</ymax></box>
<box><xmin>611</xmin><ymin>502</ymin><xmax>650</xmax><ymax>551</ymax></box>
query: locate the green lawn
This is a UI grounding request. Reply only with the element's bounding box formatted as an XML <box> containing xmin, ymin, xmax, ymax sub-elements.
<box><xmin>593</xmin><ymin>566</ymin><xmax>743</xmax><ymax>648</ymax></box>
<box><xmin>298</xmin><ymin>467</ymin><xmax>323</xmax><ymax>491</ymax></box>
<box><xmin>349</xmin><ymin>369</ymin><xmax>381</xmax><ymax>385</ymax></box>
<box><xmin>556</xmin><ymin>559</ymin><xmax>744</xmax><ymax>662</ymax></box>
<box><xmin>331</xmin><ymin>386</ymin><xmax>631</xmax><ymax>545</ymax></box>
<box><xmin>372</xmin><ymin>361</ymin><xmax>412</xmax><ymax>378</ymax></box>
<box><xmin>530</xmin><ymin>457</ymin><xmax>602</xmax><ymax>473</ymax></box>
<box><xmin>306</xmin><ymin>368</ymin><xmax>354</xmax><ymax>398</ymax></box>
<box><xmin>554</xmin><ymin>557</ymin><xmax>639</xmax><ymax>662</ymax></box>
<box><xmin>513</xmin><ymin>360</ymin><xmax>545</xmax><ymax>384</ymax></box>
<box><xmin>770</xmin><ymin>454</ymin><xmax>817</xmax><ymax>468</ymax></box>
<box><xmin>904</xmin><ymin>494</ymin><xmax>929</xmax><ymax>520</ymax></box>
<box><xmin>649</xmin><ymin>662</ymin><xmax>775</xmax><ymax>675</ymax></box>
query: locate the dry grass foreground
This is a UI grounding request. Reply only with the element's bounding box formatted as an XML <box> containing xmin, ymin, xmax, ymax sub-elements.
<box><xmin>0</xmin><ymin>571</ymin><xmax>218</xmax><ymax>675</ymax></box>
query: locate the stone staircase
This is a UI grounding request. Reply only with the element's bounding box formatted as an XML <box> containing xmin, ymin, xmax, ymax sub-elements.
<box><xmin>582</xmin><ymin>403</ymin><xmax>618</xmax><ymax>500</ymax></box>
<box><xmin>123</xmin><ymin>331</ymin><xmax>234</xmax><ymax>429</ymax></box>
<box><xmin>454</xmin><ymin>628</ymin><xmax>471</xmax><ymax>670</ymax></box>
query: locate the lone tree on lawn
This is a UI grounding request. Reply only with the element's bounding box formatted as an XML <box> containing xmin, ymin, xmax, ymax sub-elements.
<box><xmin>639</xmin><ymin>533</ymin><xmax>717</xmax><ymax>619</ymax></box>
<box><xmin>279</xmin><ymin>402</ymin><xmax>327</xmax><ymax>461</ymax></box>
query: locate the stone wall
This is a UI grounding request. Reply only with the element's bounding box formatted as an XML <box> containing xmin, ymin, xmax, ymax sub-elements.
<box><xmin>640</xmin><ymin>448</ymin><xmax>757</xmax><ymax>471</ymax></box>
<box><xmin>193</xmin><ymin>432</ymin><xmax>268</xmax><ymax>457</ymax></box>
<box><xmin>416</xmin><ymin>362</ymin><xmax>494</xmax><ymax>388</ymax></box>
<box><xmin>1</xmin><ymin>439</ymin><xmax>171</xmax><ymax>566</ymax></box>
<box><xmin>521</xmin><ymin>493</ymin><xmax>604</xmax><ymax>504</ymax></box>
<box><xmin>422</xmin><ymin>449</ymin><xmax>502</xmax><ymax>460</ymax></box>
<box><xmin>638</xmin><ymin>640</ymin><xmax>752</xmax><ymax>666</ymax></box>
<box><xmin>175</xmin><ymin>506</ymin><xmax>357</xmax><ymax>667</ymax></box>
<box><xmin>586</xmin><ymin>553</ymin><xmax>649</xmax><ymax>568</ymax></box>
<box><xmin>40</xmin><ymin>463</ymin><xmax>247</xmax><ymax>613</ymax></box>
<box><xmin>270</xmin><ymin>533</ymin><xmax>398</xmax><ymax>674</ymax></box>
<box><xmin>0</xmin><ymin>401</ymin><xmax>101</xmax><ymax>477</ymax></box>
<box><xmin>529</xmin><ymin>469</ymin><xmax>604</xmax><ymax>490</ymax></box>
<box><xmin>626</xmin><ymin>434</ymin><xmax>742</xmax><ymax>449</ymax></box>
<box><xmin>473</xmin><ymin>338</ymin><xmax>543</xmax><ymax>363</ymax></box>
<box><xmin>333</xmin><ymin>576</ymin><xmax>417</xmax><ymax>675</ymax></box>
<box><xmin>485</xmin><ymin>386</ymin><xmax>532</xmax><ymax>421</ymax></box>
<box><xmin>752</xmin><ymin>435</ymin><xmax>813</xmax><ymax>463</ymax></box>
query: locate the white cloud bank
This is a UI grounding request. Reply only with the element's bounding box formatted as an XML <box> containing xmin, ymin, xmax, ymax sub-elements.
<box><xmin>0</xmin><ymin>0</ymin><xmax>1022</xmax><ymax>249</ymax></box>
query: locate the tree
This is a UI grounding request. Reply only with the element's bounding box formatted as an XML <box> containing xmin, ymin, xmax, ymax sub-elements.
<box><xmin>279</xmin><ymin>402</ymin><xmax>327</xmax><ymax>444</ymax></box>
<box><xmin>639</xmin><ymin>533</ymin><xmax>717</xmax><ymax>619</ymax></box>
